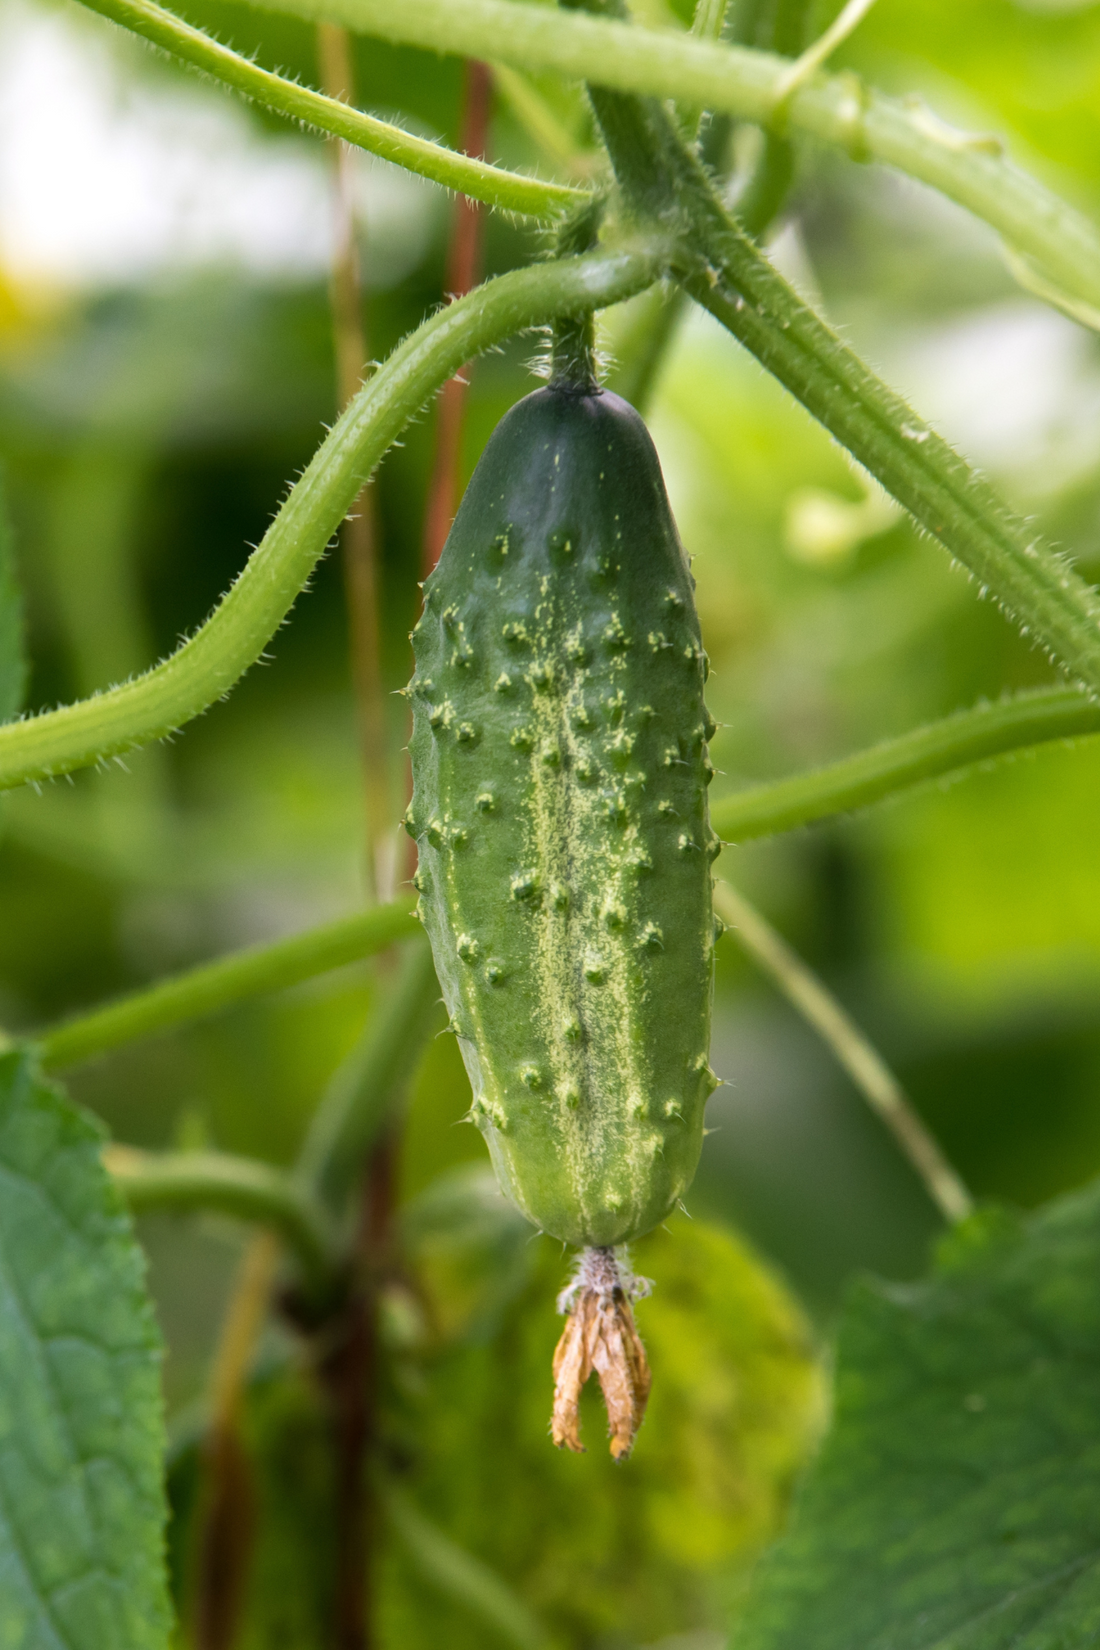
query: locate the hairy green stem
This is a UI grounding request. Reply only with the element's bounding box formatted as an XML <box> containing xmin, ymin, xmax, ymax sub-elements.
<box><xmin>250</xmin><ymin>0</ymin><xmax>1100</xmax><ymax>312</ymax></box>
<box><xmin>37</xmin><ymin>899</ymin><xmax>422</xmax><ymax>1070</ymax></box>
<box><xmin>604</xmin><ymin>0</ymin><xmax>805</xmax><ymax>417</ymax></box>
<box><xmin>682</xmin><ymin>232</ymin><xmax>1100</xmax><ymax>692</ymax></box>
<box><xmin>711</xmin><ymin>687</ymin><xmax>1100</xmax><ymax>843</ymax></box>
<box><xmin>298</xmin><ymin>943</ymin><xmax>442</xmax><ymax>1214</ymax></box>
<box><xmin>76</xmin><ymin>0</ymin><xmax>585</xmax><ymax>216</ymax></box>
<box><xmin>0</xmin><ymin>249</ymin><xmax>657</xmax><ymax>793</ymax></box>
<box><xmin>549</xmin><ymin>197</ymin><xmax>608</xmax><ymax>389</ymax></box>
<box><xmin>579</xmin><ymin>73</ymin><xmax>1100</xmax><ymax>695</ymax></box>
<box><xmin>106</xmin><ymin>1144</ymin><xmax>336</xmax><ymax>1276</ymax></box>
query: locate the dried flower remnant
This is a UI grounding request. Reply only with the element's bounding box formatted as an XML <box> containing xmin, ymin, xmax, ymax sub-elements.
<box><xmin>551</xmin><ymin>1246</ymin><xmax>652</xmax><ymax>1459</ymax></box>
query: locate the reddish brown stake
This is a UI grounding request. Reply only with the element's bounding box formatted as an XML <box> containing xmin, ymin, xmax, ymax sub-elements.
<box><xmin>551</xmin><ymin>1247</ymin><xmax>652</xmax><ymax>1460</ymax></box>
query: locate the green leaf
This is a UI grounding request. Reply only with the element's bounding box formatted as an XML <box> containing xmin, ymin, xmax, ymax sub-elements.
<box><xmin>0</xmin><ymin>474</ymin><xmax>25</xmax><ymax>725</ymax></box>
<box><xmin>0</xmin><ymin>1050</ymin><xmax>170</xmax><ymax>1650</ymax></box>
<box><xmin>734</xmin><ymin>1185</ymin><xmax>1100</xmax><ymax>1650</ymax></box>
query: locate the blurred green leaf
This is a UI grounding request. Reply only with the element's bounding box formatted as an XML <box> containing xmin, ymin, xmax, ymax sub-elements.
<box><xmin>735</xmin><ymin>1178</ymin><xmax>1100</xmax><ymax>1650</ymax></box>
<box><xmin>0</xmin><ymin>1049</ymin><xmax>170</xmax><ymax>1649</ymax></box>
<box><xmin>0</xmin><ymin>472</ymin><xmax>24</xmax><ymax>725</ymax></box>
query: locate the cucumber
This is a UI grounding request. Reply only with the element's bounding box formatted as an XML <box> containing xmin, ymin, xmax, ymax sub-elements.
<box><xmin>407</xmin><ymin>384</ymin><xmax>718</xmax><ymax>1249</ymax></box>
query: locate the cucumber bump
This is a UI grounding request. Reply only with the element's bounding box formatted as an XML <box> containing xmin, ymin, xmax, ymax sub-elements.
<box><xmin>407</xmin><ymin>384</ymin><xmax>718</xmax><ymax>1251</ymax></box>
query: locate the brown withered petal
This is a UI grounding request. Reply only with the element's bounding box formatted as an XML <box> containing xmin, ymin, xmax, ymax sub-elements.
<box><xmin>551</xmin><ymin>1247</ymin><xmax>652</xmax><ymax>1459</ymax></box>
<box><xmin>551</xmin><ymin>1298</ymin><xmax>592</xmax><ymax>1453</ymax></box>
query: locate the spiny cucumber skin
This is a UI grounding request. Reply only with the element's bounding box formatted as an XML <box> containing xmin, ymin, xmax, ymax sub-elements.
<box><xmin>407</xmin><ymin>387</ymin><xmax>718</xmax><ymax>1249</ymax></box>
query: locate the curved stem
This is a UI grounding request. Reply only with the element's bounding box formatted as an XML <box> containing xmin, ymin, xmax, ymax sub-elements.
<box><xmin>0</xmin><ymin>249</ymin><xmax>658</xmax><ymax>794</ymax></box>
<box><xmin>259</xmin><ymin>0</ymin><xmax>1100</xmax><ymax>313</ymax></box>
<box><xmin>712</xmin><ymin>687</ymin><xmax>1100</xmax><ymax>844</ymax></box>
<box><xmin>713</xmin><ymin>883</ymin><xmax>972</xmax><ymax>1224</ymax></box>
<box><xmin>105</xmin><ymin>1144</ymin><xmax>337</xmax><ymax>1277</ymax></box>
<box><xmin>686</xmin><ymin>227</ymin><xmax>1100</xmax><ymax>690</ymax></box>
<box><xmin>75</xmin><ymin>0</ymin><xmax>585</xmax><ymax>217</ymax></box>
<box><xmin>37</xmin><ymin>898</ymin><xmax>422</xmax><ymax>1071</ymax></box>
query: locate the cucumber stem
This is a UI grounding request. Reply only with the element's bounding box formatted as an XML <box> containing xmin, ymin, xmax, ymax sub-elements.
<box><xmin>548</xmin><ymin>193</ymin><xmax>608</xmax><ymax>392</ymax></box>
<box><xmin>549</xmin><ymin>312</ymin><xmax>599</xmax><ymax>394</ymax></box>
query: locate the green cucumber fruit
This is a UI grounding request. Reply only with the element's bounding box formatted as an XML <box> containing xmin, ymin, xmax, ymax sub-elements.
<box><xmin>407</xmin><ymin>385</ymin><xmax>718</xmax><ymax>1248</ymax></box>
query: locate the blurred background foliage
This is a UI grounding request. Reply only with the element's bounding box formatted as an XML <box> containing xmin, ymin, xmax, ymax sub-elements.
<box><xmin>1</xmin><ymin>0</ymin><xmax>1100</xmax><ymax>1642</ymax></box>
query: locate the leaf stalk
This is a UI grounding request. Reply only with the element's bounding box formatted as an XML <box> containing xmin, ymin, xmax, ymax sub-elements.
<box><xmin>714</xmin><ymin>883</ymin><xmax>972</xmax><ymax>1224</ymax></box>
<box><xmin>36</xmin><ymin>898</ymin><xmax>422</xmax><ymax>1070</ymax></box>
<box><xmin>711</xmin><ymin>686</ymin><xmax>1100</xmax><ymax>844</ymax></box>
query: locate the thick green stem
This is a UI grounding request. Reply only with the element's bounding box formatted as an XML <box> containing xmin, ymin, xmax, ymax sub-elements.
<box><xmin>681</xmin><ymin>231</ymin><xmax>1100</xmax><ymax>693</ymax></box>
<box><xmin>581</xmin><ymin>79</ymin><xmax>1100</xmax><ymax>695</ymax></box>
<box><xmin>37</xmin><ymin>899</ymin><xmax>422</xmax><ymax>1070</ymax></box>
<box><xmin>106</xmin><ymin>1145</ymin><xmax>336</xmax><ymax>1277</ymax></box>
<box><xmin>0</xmin><ymin>250</ymin><xmax>657</xmax><ymax>794</ymax></box>
<box><xmin>605</xmin><ymin>0</ymin><xmax>806</xmax><ymax>415</ymax></box>
<box><xmin>549</xmin><ymin>312</ymin><xmax>599</xmax><ymax>391</ymax></box>
<box><xmin>297</xmin><ymin>944</ymin><xmax>442</xmax><ymax>1215</ymax></box>
<box><xmin>75</xmin><ymin>0</ymin><xmax>585</xmax><ymax>217</ymax></box>
<box><xmin>252</xmin><ymin>0</ymin><xmax>1100</xmax><ymax>313</ymax></box>
<box><xmin>711</xmin><ymin>686</ymin><xmax>1100</xmax><ymax>843</ymax></box>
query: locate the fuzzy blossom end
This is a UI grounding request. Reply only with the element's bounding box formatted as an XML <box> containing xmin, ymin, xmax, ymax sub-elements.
<box><xmin>551</xmin><ymin>1246</ymin><xmax>652</xmax><ymax>1460</ymax></box>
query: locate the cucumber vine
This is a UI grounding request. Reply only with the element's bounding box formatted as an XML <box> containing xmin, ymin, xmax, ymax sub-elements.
<box><xmin>13</xmin><ymin>0</ymin><xmax>1100</xmax><ymax>1382</ymax></box>
<box><xmin>4</xmin><ymin>0</ymin><xmax>1100</xmax><ymax>1638</ymax></box>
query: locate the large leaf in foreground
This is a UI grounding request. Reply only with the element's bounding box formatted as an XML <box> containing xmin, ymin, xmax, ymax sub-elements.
<box><xmin>0</xmin><ymin>1050</ymin><xmax>170</xmax><ymax>1649</ymax></box>
<box><xmin>734</xmin><ymin>1183</ymin><xmax>1100</xmax><ymax>1650</ymax></box>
